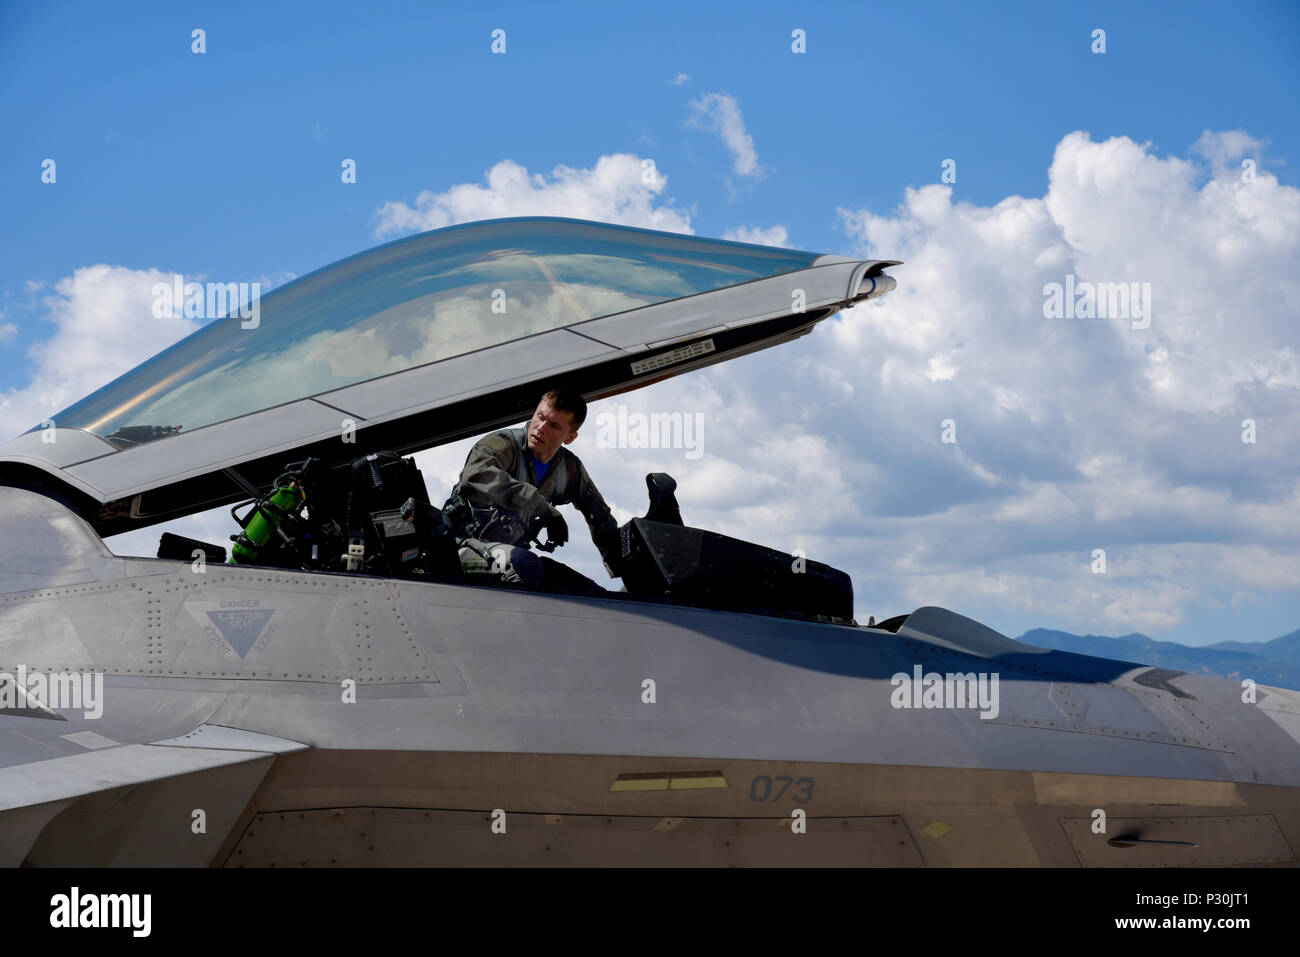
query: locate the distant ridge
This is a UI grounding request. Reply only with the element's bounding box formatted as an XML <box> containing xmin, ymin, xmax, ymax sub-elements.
<box><xmin>1014</xmin><ymin>627</ymin><xmax>1300</xmax><ymax>692</ymax></box>
<box><xmin>1206</xmin><ymin>627</ymin><xmax>1300</xmax><ymax>665</ymax></box>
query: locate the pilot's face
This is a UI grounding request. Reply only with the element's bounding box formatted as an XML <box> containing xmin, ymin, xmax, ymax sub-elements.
<box><xmin>526</xmin><ymin>400</ymin><xmax>577</xmax><ymax>464</ymax></box>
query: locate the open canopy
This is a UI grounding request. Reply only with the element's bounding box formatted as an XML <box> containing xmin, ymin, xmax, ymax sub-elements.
<box><xmin>0</xmin><ymin>217</ymin><xmax>899</xmax><ymax>536</ymax></box>
<box><xmin>46</xmin><ymin>218</ymin><xmax>830</xmax><ymax>446</ymax></box>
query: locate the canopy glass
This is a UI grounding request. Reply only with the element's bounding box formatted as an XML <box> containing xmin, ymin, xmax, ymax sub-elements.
<box><xmin>42</xmin><ymin>218</ymin><xmax>820</xmax><ymax>447</ymax></box>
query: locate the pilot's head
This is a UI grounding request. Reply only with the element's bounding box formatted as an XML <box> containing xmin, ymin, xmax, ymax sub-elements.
<box><xmin>527</xmin><ymin>389</ymin><xmax>587</xmax><ymax>464</ymax></box>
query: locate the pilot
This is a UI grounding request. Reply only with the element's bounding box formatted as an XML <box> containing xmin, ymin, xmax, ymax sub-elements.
<box><xmin>441</xmin><ymin>389</ymin><xmax>623</xmax><ymax>589</ymax></box>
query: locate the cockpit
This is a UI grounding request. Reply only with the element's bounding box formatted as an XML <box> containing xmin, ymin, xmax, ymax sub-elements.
<box><xmin>0</xmin><ymin>217</ymin><xmax>899</xmax><ymax>626</ymax></box>
<box><xmin>156</xmin><ymin>451</ymin><xmax>858</xmax><ymax>627</ymax></box>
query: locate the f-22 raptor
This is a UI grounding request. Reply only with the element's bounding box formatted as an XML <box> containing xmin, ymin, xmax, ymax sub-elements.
<box><xmin>0</xmin><ymin>218</ymin><xmax>1296</xmax><ymax>866</ymax></box>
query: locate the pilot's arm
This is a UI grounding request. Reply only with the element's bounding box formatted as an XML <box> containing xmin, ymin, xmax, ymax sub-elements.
<box><xmin>562</xmin><ymin>457</ymin><xmax>623</xmax><ymax>575</ymax></box>
<box><xmin>458</xmin><ymin>433</ymin><xmax>554</xmax><ymax>529</ymax></box>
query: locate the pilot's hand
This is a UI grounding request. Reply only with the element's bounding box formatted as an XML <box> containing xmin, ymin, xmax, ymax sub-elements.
<box><xmin>543</xmin><ymin>508</ymin><xmax>569</xmax><ymax>548</ymax></box>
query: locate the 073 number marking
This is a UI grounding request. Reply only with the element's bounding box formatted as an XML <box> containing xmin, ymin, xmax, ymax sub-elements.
<box><xmin>749</xmin><ymin>775</ymin><xmax>815</xmax><ymax>803</ymax></box>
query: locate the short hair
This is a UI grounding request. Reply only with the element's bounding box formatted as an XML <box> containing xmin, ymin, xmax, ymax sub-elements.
<box><xmin>540</xmin><ymin>389</ymin><xmax>587</xmax><ymax>429</ymax></box>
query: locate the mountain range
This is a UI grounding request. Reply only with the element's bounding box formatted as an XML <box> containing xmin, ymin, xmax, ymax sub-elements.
<box><xmin>1015</xmin><ymin>626</ymin><xmax>1300</xmax><ymax>692</ymax></box>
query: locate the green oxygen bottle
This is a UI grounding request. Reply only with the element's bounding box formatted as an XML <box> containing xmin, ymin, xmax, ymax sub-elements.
<box><xmin>229</xmin><ymin>483</ymin><xmax>302</xmax><ymax>564</ymax></box>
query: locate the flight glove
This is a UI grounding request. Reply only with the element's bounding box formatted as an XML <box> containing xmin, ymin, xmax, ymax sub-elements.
<box><xmin>543</xmin><ymin>508</ymin><xmax>569</xmax><ymax>548</ymax></box>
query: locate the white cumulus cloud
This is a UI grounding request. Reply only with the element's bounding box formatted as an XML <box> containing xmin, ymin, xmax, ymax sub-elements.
<box><xmin>784</xmin><ymin>129</ymin><xmax>1300</xmax><ymax>635</ymax></box>
<box><xmin>372</xmin><ymin>154</ymin><xmax>692</xmax><ymax>238</ymax></box>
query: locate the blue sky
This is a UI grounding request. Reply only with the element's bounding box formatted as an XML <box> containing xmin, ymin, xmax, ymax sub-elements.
<box><xmin>2</xmin><ymin>0</ymin><xmax>1298</xmax><ymax>648</ymax></box>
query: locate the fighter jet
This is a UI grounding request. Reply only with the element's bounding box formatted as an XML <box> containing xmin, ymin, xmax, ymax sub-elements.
<box><xmin>0</xmin><ymin>217</ymin><xmax>1296</xmax><ymax>867</ymax></box>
